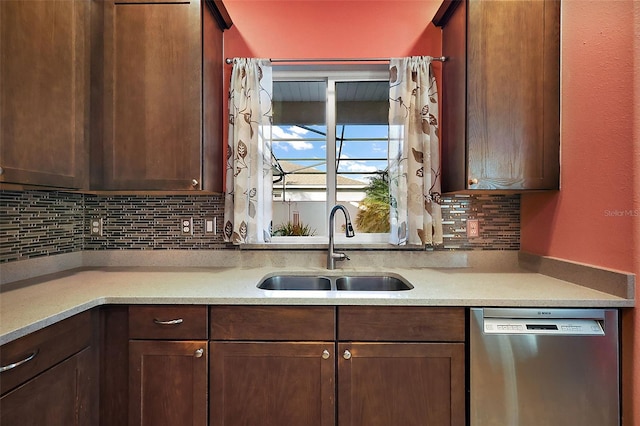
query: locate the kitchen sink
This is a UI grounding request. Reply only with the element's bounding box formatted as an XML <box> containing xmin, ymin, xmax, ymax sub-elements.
<box><xmin>335</xmin><ymin>276</ymin><xmax>413</xmax><ymax>291</ymax></box>
<box><xmin>257</xmin><ymin>274</ymin><xmax>413</xmax><ymax>291</ymax></box>
<box><xmin>257</xmin><ymin>275</ymin><xmax>332</xmax><ymax>291</ymax></box>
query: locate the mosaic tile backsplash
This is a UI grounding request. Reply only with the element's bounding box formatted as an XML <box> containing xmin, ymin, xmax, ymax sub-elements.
<box><xmin>1</xmin><ymin>190</ymin><xmax>519</xmax><ymax>263</ymax></box>
<box><xmin>1</xmin><ymin>191</ymin><xmax>84</xmax><ymax>263</ymax></box>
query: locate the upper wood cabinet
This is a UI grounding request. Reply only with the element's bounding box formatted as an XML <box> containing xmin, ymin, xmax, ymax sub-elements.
<box><xmin>95</xmin><ymin>0</ymin><xmax>231</xmax><ymax>191</ymax></box>
<box><xmin>0</xmin><ymin>0</ymin><xmax>90</xmax><ymax>189</ymax></box>
<box><xmin>434</xmin><ymin>0</ymin><xmax>560</xmax><ymax>192</ymax></box>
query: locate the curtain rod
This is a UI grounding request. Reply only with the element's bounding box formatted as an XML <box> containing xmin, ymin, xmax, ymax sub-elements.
<box><xmin>224</xmin><ymin>56</ymin><xmax>447</xmax><ymax>64</ymax></box>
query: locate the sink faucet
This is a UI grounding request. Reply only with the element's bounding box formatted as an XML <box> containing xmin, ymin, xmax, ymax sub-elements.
<box><xmin>327</xmin><ymin>204</ymin><xmax>355</xmax><ymax>269</ymax></box>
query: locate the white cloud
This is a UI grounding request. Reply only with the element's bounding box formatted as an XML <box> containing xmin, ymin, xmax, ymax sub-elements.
<box><xmin>272</xmin><ymin>126</ymin><xmax>314</xmax><ymax>151</ymax></box>
<box><xmin>339</xmin><ymin>160</ymin><xmax>379</xmax><ymax>173</ymax></box>
<box><xmin>371</xmin><ymin>143</ymin><xmax>387</xmax><ymax>154</ymax></box>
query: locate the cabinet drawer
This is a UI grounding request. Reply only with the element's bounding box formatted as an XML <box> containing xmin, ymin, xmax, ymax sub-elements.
<box><xmin>210</xmin><ymin>306</ymin><xmax>335</xmax><ymax>341</ymax></box>
<box><xmin>338</xmin><ymin>306</ymin><xmax>465</xmax><ymax>342</ymax></box>
<box><xmin>129</xmin><ymin>305</ymin><xmax>208</xmax><ymax>340</ymax></box>
<box><xmin>0</xmin><ymin>310</ymin><xmax>92</xmax><ymax>395</ymax></box>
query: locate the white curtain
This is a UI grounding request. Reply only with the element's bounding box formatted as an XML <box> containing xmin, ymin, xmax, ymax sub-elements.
<box><xmin>223</xmin><ymin>59</ymin><xmax>273</xmax><ymax>244</ymax></box>
<box><xmin>388</xmin><ymin>56</ymin><xmax>443</xmax><ymax>246</ymax></box>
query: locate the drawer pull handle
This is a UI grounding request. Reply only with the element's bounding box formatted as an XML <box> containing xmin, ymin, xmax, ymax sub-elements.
<box><xmin>194</xmin><ymin>348</ymin><xmax>204</xmax><ymax>358</ymax></box>
<box><xmin>153</xmin><ymin>318</ymin><xmax>184</xmax><ymax>326</ymax></box>
<box><xmin>0</xmin><ymin>350</ymin><xmax>38</xmax><ymax>373</ymax></box>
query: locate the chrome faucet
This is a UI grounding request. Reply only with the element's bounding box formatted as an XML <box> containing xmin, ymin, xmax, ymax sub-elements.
<box><xmin>327</xmin><ymin>204</ymin><xmax>355</xmax><ymax>269</ymax></box>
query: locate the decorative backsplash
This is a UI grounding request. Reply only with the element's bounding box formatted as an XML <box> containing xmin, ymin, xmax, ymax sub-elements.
<box><xmin>83</xmin><ymin>194</ymin><xmax>226</xmax><ymax>251</ymax></box>
<box><xmin>0</xmin><ymin>190</ymin><xmax>519</xmax><ymax>263</ymax></box>
<box><xmin>1</xmin><ymin>191</ymin><xmax>84</xmax><ymax>263</ymax></box>
<box><xmin>440</xmin><ymin>194</ymin><xmax>520</xmax><ymax>250</ymax></box>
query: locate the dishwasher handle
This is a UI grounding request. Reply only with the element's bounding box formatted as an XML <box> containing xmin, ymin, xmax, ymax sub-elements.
<box><xmin>483</xmin><ymin>317</ymin><xmax>605</xmax><ymax>336</ymax></box>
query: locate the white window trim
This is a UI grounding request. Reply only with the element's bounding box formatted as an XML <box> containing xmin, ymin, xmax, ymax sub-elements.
<box><xmin>272</xmin><ymin>65</ymin><xmax>391</xmax><ymax>246</ymax></box>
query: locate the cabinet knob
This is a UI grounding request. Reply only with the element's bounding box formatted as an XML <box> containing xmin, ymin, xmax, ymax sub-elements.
<box><xmin>343</xmin><ymin>349</ymin><xmax>352</xmax><ymax>360</ymax></box>
<box><xmin>194</xmin><ymin>348</ymin><xmax>204</xmax><ymax>358</ymax></box>
<box><xmin>322</xmin><ymin>349</ymin><xmax>330</xmax><ymax>360</ymax></box>
<box><xmin>191</xmin><ymin>179</ymin><xmax>199</xmax><ymax>188</ymax></box>
<box><xmin>468</xmin><ymin>178</ymin><xmax>478</xmax><ymax>185</ymax></box>
<box><xmin>0</xmin><ymin>166</ymin><xmax>3</xmax><ymax>175</ymax></box>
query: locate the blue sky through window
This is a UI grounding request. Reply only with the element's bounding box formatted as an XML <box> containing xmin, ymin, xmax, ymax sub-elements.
<box><xmin>272</xmin><ymin>124</ymin><xmax>388</xmax><ymax>183</ymax></box>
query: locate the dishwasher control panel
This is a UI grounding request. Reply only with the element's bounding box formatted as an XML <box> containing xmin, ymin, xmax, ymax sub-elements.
<box><xmin>483</xmin><ymin>318</ymin><xmax>604</xmax><ymax>336</ymax></box>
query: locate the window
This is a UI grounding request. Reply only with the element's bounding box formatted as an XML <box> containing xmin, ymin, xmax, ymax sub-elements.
<box><xmin>271</xmin><ymin>66</ymin><xmax>390</xmax><ymax>243</ymax></box>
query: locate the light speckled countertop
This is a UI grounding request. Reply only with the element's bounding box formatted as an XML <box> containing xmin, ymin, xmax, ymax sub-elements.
<box><xmin>1</xmin><ymin>249</ymin><xmax>634</xmax><ymax>345</ymax></box>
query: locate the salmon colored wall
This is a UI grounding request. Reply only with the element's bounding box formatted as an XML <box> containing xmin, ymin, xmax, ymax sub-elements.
<box><xmin>222</xmin><ymin>0</ymin><xmax>442</xmax><ymax>62</ymax></box>
<box><xmin>520</xmin><ymin>1</ymin><xmax>639</xmax><ymax>424</ymax></box>
<box><xmin>221</xmin><ymin>0</ymin><xmax>444</xmax><ymax>152</ymax></box>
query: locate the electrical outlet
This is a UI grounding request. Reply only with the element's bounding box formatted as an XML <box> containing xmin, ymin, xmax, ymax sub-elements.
<box><xmin>90</xmin><ymin>217</ymin><xmax>103</xmax><ymax>237</ymax></box>
<box><xmin>467</xmin><ymin>219</ymin><xmax>479</xmax><ymax>238</ymax></box>
<box><xmin>205</xmin><ymin>218</ymin><xmax>216</xmax><ymax>234</ymax></box>
<box><xmin>181</xmin><ymin>218</ymin><xmax>193</xmax><ymax>235</ymax></box>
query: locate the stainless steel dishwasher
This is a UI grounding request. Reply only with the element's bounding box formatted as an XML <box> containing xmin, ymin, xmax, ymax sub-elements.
<box><xmin>470</xmin><ymin>308</ymin><xmax>619</xmax><ymax>426</ymax></box>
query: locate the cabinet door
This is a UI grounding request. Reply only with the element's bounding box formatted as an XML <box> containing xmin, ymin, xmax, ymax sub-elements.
<box><xmin>129</xmin><ymin>340</ymin><xmax>208</xmax><ymax>426</ymax></box>
<box><xmin>0</xmin><ymin>347</ymin><xmax>95</xmax><ymax>426</ymax></box>
<box><xmin>210</xmin><ymin>342</ymin><xmax>336</xmax><ymax>426</ymax></box>
<box><xmin>338</xmin><ymin>342</ymin><xmax>465</xmax><ymax>426</ymax></box>
<box><xmin>0</xmin><ymin>0</ymin><xmax>89</xmax><ymax>188</ymax></box>
<box><xmin>101</xmin><ymin>0</ymin><xmax>202</xmax><ymax>190</ymax></box>
<box><xmin>466</xmin><ymin>0</ymin><xmax>560</xmax><ymax>190</ymax></box>
<box><xmin>439</xmin><ymin>0</ymin><xmax>560</xmax><ymax>192</ymax></box>
<box><xmin>440</xmin><ymin>0</ymin><xmax>467</xmax><ymax>193</ymax></box>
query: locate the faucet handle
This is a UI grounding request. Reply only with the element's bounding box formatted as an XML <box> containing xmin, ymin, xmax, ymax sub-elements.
<box><xmin>332</xmin><ymin>252</ymin><xmax>349</xmax><ymax>262</ymax></box>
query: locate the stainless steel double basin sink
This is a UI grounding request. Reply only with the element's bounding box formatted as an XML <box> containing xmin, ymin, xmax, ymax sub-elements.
<box><xmin>257</xmin><ymin>274</ymin><xmax>413</xmax><ymax>292</ymax></box>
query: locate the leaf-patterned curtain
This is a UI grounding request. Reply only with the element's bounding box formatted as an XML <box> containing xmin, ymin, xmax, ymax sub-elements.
<box><xmin>224</xmin><ymin>59</ymin><xmax>273</xmax><ymax>244</ymax></box>
<box><xmin>388</xmin><ymin>57</ymin><xmax>443</xmax><ymax>246</ymax></box>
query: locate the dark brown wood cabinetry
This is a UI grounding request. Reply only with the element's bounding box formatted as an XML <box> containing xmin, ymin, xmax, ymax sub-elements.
<box><xmin>129</xmin><ymin>340</ymin><xmax>208</xmax><ymax>425</ymax></box>
<box><xmin>0</xmin><ymin>311</ymin><xmax>97</xmax><ymax>426</ymax></box>
<box><xmin>434</xmin><ymin>0</ymin><xmax>560</xmax><ymax>192</ymax></box>
<box><xmin>1</xmin><ymin>0</ymin><xmax>230</xmax><ymax>191</ymax></box>
<box><xmin>2</xmin><ymin>304</ymin><xmax>466</xmax><ymax>425</ymax></box>
<box><xmin>210</xmin><ymin>342</ymin><xmax>336</xmax><ymax>426</ymax></box>
<box><xmin>94</xmin><ymin>0</ymin><xmax>231</xmax><ymax>191</ymax></box>
<box><xmin>128</xmin><ymin>305</ymin><xmax>208</xmax><ymax>426</ymax></box>
<box><xmin>338</xmin><ymin>343</ymin><xmax>464</xmax><ymax>426</ymax></box>
<box><xmin>0</xmin><ymin>0</ymin><xmax>90</xmax><ymax>189</ymax></box>
<box><xmin>210</xmin><ymin>306</ymin><xmax>336</xmax><ymax>426</ymax></box>
<box><xmin>209</xmin><ymin>305</ymin><xmax>465</xmax><ymax>426</ymax></box>
<box><xmin>337</xmin><ymin>307</ymin><xmax>466</xmax><ymax>426</ymax></box>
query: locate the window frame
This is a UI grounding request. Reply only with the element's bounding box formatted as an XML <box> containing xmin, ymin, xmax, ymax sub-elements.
<box><xmin>271</xmin><ymin>65</ymin><xmax>391</xmax><ymax>245</ymax></box>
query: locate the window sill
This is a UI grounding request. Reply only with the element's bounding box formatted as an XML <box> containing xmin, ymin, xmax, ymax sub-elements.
<box><xmin>238</xmin><ymin>243</ymin><xmax>433</xmax><ymax>251</ymax></box>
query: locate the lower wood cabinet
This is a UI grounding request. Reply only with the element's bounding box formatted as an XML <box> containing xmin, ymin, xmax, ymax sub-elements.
<box><xmin>0</xmin><ymin>347</ymin><xmax>94</xmax><ymax>426</ymax></box>
<box><xmin>210</xmin><ymin>342</ymin><xmax>335</xmax><ymax>426</ymax></box>
<box><xmin>4</xmin><ymin>304</ymin><xmax>465</xmax><ymax>426</ymax></box>
<box><xmin>209</xmin><ymin>305</ymin><xmax>466</xmax><ymax>426</ymax></box>
<box><xmin>338</xmin><ymin>306</ymin><xmax>466</xmax><ymax>426</ymax></box>
<box><xmin>0</xmin><ymin>311</ymin><xmax>97</xmax><ymax>426</ymax></box>
<box><xmin>338</xmin><ymin>342</ymin><xmax>465</xmax><ymax>426</ymax></box>
<box><xmin>128</xmin><ymin>305</ymin><xmax>209</xmax><ymax>426</ymax></box>
<box><xmin>129</xmin><ymin>340</ymin><xmax>208</xmax><ymax>426</ymax></box>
